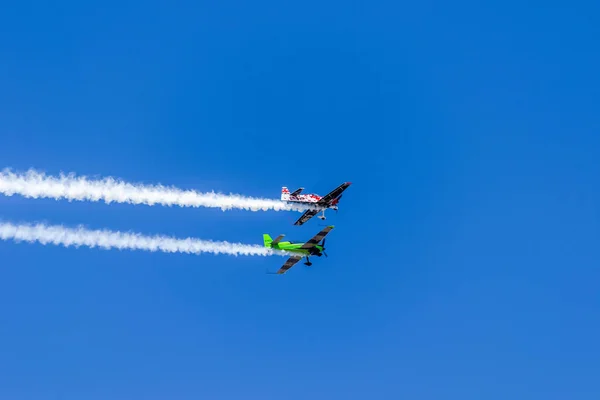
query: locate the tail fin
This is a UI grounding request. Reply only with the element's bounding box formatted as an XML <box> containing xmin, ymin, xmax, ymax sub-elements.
<box><xmin>281</xmin><ymin>187</ymin><xmax>290</xmax><ymax>201</ymax></box>
<box><xmin>263</xmin><ymin>234</ymin><xmax>273</xmax><ymax>247</ymax></box>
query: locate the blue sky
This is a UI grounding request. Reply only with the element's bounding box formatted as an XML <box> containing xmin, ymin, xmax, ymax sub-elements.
<box><xmin>1</xmin><ymin>0</ymin><xmax>599</xmax><ymax>398</ymax></box>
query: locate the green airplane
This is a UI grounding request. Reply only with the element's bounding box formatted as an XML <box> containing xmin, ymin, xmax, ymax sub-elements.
<box><xmin>263</xmin><ymin>225</ymin><xmax>334</xmax><ymax>274</ymax></box>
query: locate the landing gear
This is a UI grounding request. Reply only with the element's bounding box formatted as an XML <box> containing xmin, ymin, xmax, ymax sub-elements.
<box><xmin>304</xmin><ymin>256</ymin><xmax>312</xmax><ymax>266</ymax></box>
<box><xmin>318</xmin><ymin>209</ymin><xmax>327</xmax><ymax>220</ymax></box>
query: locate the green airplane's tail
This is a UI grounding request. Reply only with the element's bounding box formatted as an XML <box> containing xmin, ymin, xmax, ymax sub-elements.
<box><xmin>263</xmin><ymin>234</ymin><xmax>273</xmax><ymax>247</ymax></box>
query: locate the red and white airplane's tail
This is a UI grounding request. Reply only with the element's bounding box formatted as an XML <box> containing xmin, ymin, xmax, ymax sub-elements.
<box><xmin>281</xmin><ymin>187</ymin><xmax>291</xmax><ymax>201</ymax></box>
<box><xmin>281</xmin><ymin>187</ymin><xmax>320</xmax><ymax>203</ymax></box>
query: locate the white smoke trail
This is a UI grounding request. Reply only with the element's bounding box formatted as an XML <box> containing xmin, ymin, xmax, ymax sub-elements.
<box><xmin>0</xmin><ymin>169</ymin><xmax>313</xmax><ymax>212</ymax></box>
<box><xmin>0</xmin><ymin>221</ymin><xmax>289</xmax><ymax>257</ymax></box>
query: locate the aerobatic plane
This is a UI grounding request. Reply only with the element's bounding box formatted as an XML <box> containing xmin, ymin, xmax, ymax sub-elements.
<box><xmin>281</xmin><ymin>182</ymin><xmax>351</xmax><ymax>225</ymax></box>
<box><xmin>264</xmin><ymin>225</ymin><xmax>334</xmax><ymax>274</ymax></box>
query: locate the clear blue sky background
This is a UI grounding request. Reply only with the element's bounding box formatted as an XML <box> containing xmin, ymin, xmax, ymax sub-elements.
<box><xmin>1</xmin><ymin>1</ymin><xmax>599</xmax><ymax>398</ymax></box>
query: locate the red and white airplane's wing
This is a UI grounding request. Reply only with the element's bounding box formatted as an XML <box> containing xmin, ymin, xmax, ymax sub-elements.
<box><xmin>318</xmin><ymin>182</ymin><xmax>352</xmax><ymax>205</ymax></box>
<box><xmin>293</xmin><ymin>209</ymin><xmax>319</xmax><ymax>226</ymax></box>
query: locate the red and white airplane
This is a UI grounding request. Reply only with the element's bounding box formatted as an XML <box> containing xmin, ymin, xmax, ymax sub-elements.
<box><xmin>281</xmin><ymin>182</ymin><xmax>352</xmax><ymax>225</ymax></box>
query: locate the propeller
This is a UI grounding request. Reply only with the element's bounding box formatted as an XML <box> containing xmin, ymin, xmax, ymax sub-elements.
<box><xmin>333</xmin><ymin>195</ymin><xmax>342</xmax><ymax>213</ymax></box>
<box><xmin>321</xmin><ymin>238</ymin><xmax>328</xmax><ymax>257</ymax></box>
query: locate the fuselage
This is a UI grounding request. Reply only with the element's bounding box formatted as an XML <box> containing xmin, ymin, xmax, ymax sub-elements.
<box><xmin>269</xmin><ymin>241</ymin><xmax>324</xmax><ymax>256</ymax></box>
<box><xmin>285</xmin><ymin>197</ymin><xmax>338</xmax><ymax>210</ymax></box>
<box><xmin>281</xmin><ymin>188</ymin><xmax>339</xmax><ymax>210</ymax></box>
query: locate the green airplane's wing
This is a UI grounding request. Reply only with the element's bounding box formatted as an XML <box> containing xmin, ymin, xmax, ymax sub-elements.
<box><xmin>277</xmin><ymin>255</ymin><xmax>303</xmax><ymax>274</ymax></box>
<box><xmin>301</xmin><ymin>225</ymin><xmax>334</xmax><ymax>249</ymax></box>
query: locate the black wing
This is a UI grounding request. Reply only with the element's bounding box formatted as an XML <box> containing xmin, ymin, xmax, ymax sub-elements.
<box><xmin>276</xmin><ymin>255</ymin><xmax>303</xmax><ymax>274</ymax></box>
<box><xmin>301</xmin><ymin>225</ymin><xmax>334</xmax><ymax>249</ymax></box>
<box><xmin>290</xmin><ymin>187</ymin><xmax>304</xmax><ymax>196</ymax></box>
<box><xmin>293</xmin><ymin>209</ymin><xmax>319</xmax><ymax>226</ymax></box>
<box><xmin>318</xmin><ymin>182</ymin><xmax>352</xmax><ymax>205</ymax></box>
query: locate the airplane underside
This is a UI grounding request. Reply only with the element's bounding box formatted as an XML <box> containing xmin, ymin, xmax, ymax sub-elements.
<box><xmin>285</xmin><ymin>201</ymin><xmax>332</xmax><ymax>220</ymax></box>
<box><xmin>305</xmin><ymin>250</ymin><xmax>325</xmax><ymax>266</ymax></box>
